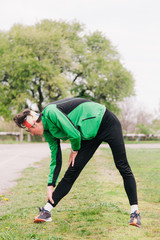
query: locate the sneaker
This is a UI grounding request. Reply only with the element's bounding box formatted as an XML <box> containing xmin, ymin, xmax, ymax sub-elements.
<box><xmin>129</xmin><ymin>210</ymin><xmax>141</xmax><ymax>228</ymax></box>
<box><xmin>34</xmin><ymin>207</ymin><xmax>52</xmax><ymax>223</ymax></box>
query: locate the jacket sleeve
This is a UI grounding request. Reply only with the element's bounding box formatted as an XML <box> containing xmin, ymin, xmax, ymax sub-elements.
<box><xmin>48</xmin><ymin>107</ymin><xmax>81</xmax><ymax>151</ymax></box>
<box><xmin>43</xmin><ymin>131</ymin><xmax>62</xmax><ymax>186</ymax></box>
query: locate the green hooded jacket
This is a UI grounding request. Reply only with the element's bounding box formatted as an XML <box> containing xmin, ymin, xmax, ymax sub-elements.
<box><xmin>41</xmin><ymin>98</ymin><xmax>106</xmax><ymax>186</ymax></box>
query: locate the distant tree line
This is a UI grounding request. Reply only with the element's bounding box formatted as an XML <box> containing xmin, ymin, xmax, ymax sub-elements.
<box><xmin>119</xmin><ymin>97</ymin><xmax>160</xmax><ymax>135</ymax></box>
<box><xmin>0</xmin><ymin>19</ymin><xmax>135</xmax><ymax>119</ymax></box>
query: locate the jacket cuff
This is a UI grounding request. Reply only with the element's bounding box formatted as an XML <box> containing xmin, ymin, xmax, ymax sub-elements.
<box><xmin>71</xmin><ymin>148</ymin><xmax>78</xmax><ymax>153</ymax></box>
<box><xmin>48</xmin><ymin>183</ymin><xmax>56</xmax><ymax>187</ymax></box>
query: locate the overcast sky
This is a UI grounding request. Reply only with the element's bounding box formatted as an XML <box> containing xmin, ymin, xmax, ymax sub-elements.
<box><xmin>1</xmin><ymin>0</ymin><xmax>160</xmax><ymax>114</ymax></box>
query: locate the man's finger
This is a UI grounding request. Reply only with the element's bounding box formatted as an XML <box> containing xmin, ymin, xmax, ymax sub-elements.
<box><xmin>68</xmin><ymin>159</ymin><xmax>71</xmax><ymax>167</ymax></box>
<box><xmin>49</xmin><ymin>195</ymin><xmax>54</xmax><ymax>204</ymax></box>
<box><xmin>72</xmin><ymin>158</ymin><xmax>75</xmax><ymax>167</ymax></box>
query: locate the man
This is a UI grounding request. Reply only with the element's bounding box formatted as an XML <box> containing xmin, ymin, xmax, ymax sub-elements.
<box><xmin>13</xmin><ymin>98</ymin><xmax>141</xmax><ymax>227</ymax></box>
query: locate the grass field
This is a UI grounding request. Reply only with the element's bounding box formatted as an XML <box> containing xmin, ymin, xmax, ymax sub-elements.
<box><xmin>0</xmin><ymin>147</ymin><xmax>160</xmax><ymax>240</ymax></box>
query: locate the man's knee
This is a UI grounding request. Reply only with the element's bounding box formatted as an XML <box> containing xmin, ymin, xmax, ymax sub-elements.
<box><xmin>115</xmin><ymin>162</ymin><xmax>133</xmax><ymax>177</ymax></box>
<box><xmin>114</xmin><ymin>155</ymin><xmax>133</xmax><ymax>177</ymax></box>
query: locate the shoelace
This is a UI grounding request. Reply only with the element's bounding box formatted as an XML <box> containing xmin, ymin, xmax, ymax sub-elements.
<box><xmin>38</xmin><ymin>207</ymin><xmax>50</xmax><ymax>214</ymax></box>
<box><xmin>130</xmin><ymin>212</ymin><xmax>140</xmax><ymax>218</ymax></box>
<box><xmin>39</xmin><ymin>207</ymin><xmax>45</xmax><ymax>212</ymax></box>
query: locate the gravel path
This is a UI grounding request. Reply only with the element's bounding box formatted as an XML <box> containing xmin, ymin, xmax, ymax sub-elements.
<box><xmin>0</xmin><ymin>143</ymin><xmax>160</xmax><ymax>194</ymax></box>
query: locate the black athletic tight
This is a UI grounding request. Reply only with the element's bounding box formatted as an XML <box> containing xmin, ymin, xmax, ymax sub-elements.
<box><xmin>50</xmin><ymin>108</ymin><xmax>138</xmax><ymax>207</ymax></box>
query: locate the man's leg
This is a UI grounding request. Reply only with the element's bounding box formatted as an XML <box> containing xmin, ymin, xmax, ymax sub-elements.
<box><xmin>109</xmin><ymin>142</ymin><xmax>138</xmax><ymax>205</ymax></box>
<box><xmin>34</xmin><ymin>139</ymin><xmax>101</xmax><ymax>223</ymax></box>
<box><xmin>50</xmin><ymin>139</ymin><xmax>101</xmax><ymax>207</ymax></box>
<box><xmin>97</xmin><ymin>109</ymin><xmax>140</xmax><ymax>226</ymax></box>
<box><xmin>109</xmin><ymin>141</ymin><xmax>141</xmax><ymax>227</ymax></box>
<box><xmin>98</xmin><ymin>109</ymin><xmax>138</xmax><ymax>206</ymax></box>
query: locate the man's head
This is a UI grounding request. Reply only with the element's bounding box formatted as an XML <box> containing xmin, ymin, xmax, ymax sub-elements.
<box><xmin>13</xmin><ymin>109</ymin><xmax>44</xmax><ymax>136</ymax></box>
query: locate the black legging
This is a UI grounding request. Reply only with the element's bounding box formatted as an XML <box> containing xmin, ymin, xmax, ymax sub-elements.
<box><xmin>50</xmin><ymin>108</ymin><xmax>138</xmax><ymax>207</ymax></box>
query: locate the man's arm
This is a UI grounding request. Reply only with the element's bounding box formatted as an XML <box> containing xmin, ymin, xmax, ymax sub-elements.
<box><xmin>48</xmin><ymin>107</ymin><xmax>82</xmax><ymax>151</ymax></box>
<box><xmin>43</xmin><ymin>131</ymin><xmax>62</xmax><ymax>187</ymax></box>
<box><xmin>43</xmin><ymin>131</ymin><xmax>62</xmax><ymax>204</ymax></box>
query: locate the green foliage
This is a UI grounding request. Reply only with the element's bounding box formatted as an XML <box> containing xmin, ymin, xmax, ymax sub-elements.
<box><xmin>136</xmin><ymin>123</ymin><xmax>151</xmax><ymax>134</ymax></box>
<box><xmin>0</xmin><ymin>20</ymin><xmax>135</xmax><ymax>119</ymax></box>
<box><xmin>71</xmin><ymin>32</ymin><xmax>135</xmax><ymax>112</ymax></box>
<box><xmin>0</xmin><ymin>20</ymin><xmax>82</xmax><ymax>115</ymax></box>
<box><xmin>150</xmin><ymin>118</ymin><xmax>160</xmax><ymax>134</ymax></box>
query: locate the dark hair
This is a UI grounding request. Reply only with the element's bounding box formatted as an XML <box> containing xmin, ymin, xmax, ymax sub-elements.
<box><xmin>13</xmin><ymin>109</ymin><xmax>42</xmax><ymax>128</ymax></box>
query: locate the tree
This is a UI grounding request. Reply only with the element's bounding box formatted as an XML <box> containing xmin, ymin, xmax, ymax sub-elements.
<box><xmin>119</xmin><ymin>97</ymin><xmax>155</xmax><ymax>134</ymax></box>
<box><xmin>150</xmin><ymin>119</ymin><xmax>160</xmax><ymax>134</ymax></box>
<box><xmin>118</xmin><ymin>97</ymin><xmax>137</xmax><ymax>133</ymax></box>
<box><xmin>0</xmin><ymin>20</ymin><xmax>84</xmax><ymax>117</ymax></box>
<box><xmin>71</xmin><ymin>32</ymin><xmax>135</xmax><ymax>112</ymax></box>
<box><xmin>0</xmin><ymin>20</ymin><xmax>135</xmax><ymax>119</ymax></box>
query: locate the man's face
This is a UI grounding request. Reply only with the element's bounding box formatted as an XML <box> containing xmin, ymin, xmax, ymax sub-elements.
<box><xmin>27</xmin><ymin>121</ymin><xmax>44</xmax><ymax>136</ymax></box>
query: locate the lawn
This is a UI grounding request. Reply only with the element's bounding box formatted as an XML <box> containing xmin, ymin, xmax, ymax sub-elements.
<box><xmin>0</xmin><ymin>147</ymin><xmax>160</xmax><ymax>240</ymax></box>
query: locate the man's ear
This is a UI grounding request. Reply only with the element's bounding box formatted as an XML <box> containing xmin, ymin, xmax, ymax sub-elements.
<box><xmin>35</xmin><ymin>121</ymin><xmax>42</xmax><ymax>126</ymax></box>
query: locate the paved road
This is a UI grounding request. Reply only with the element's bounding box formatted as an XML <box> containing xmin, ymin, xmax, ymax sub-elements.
<box><xmin>0</xmin><ymin>143</ymin><xmax>160</xmax><ymax>194</ymax></box>
<box><xmin>0</xmin><ymin>143</ymin><xmax>49</xmax><ymax>194</ymax></box>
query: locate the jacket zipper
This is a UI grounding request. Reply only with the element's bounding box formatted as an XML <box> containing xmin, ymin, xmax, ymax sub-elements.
<box><xmin>82</xmin><ymin>117</ymin><xmax>96</xmax><ymax>121</ymax></box>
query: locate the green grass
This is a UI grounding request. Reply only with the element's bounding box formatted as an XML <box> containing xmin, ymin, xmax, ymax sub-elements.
<box><xmin>0</xmin><ymin>148</ymin><xmax>160</xmax><ymax>240</ymax></box>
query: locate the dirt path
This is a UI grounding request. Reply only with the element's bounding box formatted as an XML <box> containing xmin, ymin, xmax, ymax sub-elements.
<box><xmin>0</xmin><ymin>143</ymin><xmax>160</xmax><ymax>194</ymax></box>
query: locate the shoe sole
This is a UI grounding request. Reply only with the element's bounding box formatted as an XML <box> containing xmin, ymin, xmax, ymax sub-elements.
<box><xmin>129</xmin><ymin>223</ymin><xmax>141</xmax><ymax>228</ymax></box>
<box><xmin>34</xmin><ymin>217</ymin><xmax>52</xmax><ymax>223</ymax></box>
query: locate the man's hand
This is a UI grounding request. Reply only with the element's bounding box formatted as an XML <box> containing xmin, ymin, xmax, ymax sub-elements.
<box><xmin>47</xmin><ymin>186</ymin><xmax>54</xmax><ymax>204</ymax></box>
<box><xmin>68</xmin><ymin>150</ymin><xmax>78</xmax><ymax>167</ymax></box>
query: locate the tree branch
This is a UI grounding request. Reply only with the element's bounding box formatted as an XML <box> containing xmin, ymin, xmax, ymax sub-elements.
<box><xmin>72</xmin><ymin>72</ymin><xmax>83</xmax><ymax>83</ymax></box>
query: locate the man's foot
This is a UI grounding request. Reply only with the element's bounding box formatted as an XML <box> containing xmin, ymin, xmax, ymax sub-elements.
<box><xmin>129</xmin><ymin>210</ymin><xmax>141</xmax><ymax>228</ymax></box>
<box><xmin>34</xmin><ymin>207</ymin><xmax>52</xmax><ymax>223</ymax></box>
